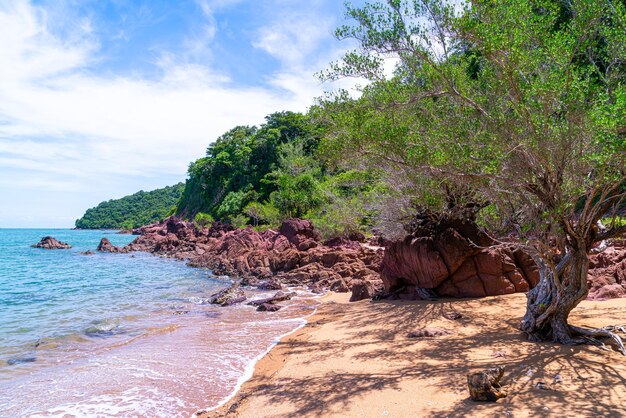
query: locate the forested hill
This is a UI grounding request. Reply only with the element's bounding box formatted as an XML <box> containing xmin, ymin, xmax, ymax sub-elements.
<box><xmin>75</xmin><ymin>183</ymin><xmax>184</xmax><ymax>229</ymax></box>
<box><xmin>174</xmin><ymin>111</ymin><xmax>381</xmax><ymax>239</ymax></box>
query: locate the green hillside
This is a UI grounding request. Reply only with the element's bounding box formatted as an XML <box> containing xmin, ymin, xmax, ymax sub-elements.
<box><xmin>174</xmin><ymin>111</ymin><xmax>381</xmax><ymax>238</ymax></box>
<box><xmin>75</xmin><ymin>183</ymin><xmax>184</xmax><ymax>229</ymax></box>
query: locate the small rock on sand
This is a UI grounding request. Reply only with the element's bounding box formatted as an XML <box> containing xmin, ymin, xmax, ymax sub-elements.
<box><xmin>407</xmin><ymin>327</ymin><xmax>450</xmax><ymax>338</ymax></box>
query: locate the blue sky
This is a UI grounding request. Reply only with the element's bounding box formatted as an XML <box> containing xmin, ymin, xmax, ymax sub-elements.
<box><xmin>0</xmin><ymin>0</ymin><xmax>370</xmax><ymax>228</ymax></box>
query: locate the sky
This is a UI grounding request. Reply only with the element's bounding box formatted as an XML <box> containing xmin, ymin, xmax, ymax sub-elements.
<box><xmin>0</xmin><ymin>0</ymin><xmax>369</xmax><ymax>228</ymax></box>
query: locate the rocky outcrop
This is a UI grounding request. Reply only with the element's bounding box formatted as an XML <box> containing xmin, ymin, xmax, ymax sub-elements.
<box><xmin>113</xmin><ymin>214</ymin><xmax>626</xmax><ymax>302</ymax></box>
<box><xmin>97</xmin><ymin>238</ymin><xmax>126</xmax><ymax>253</ymax></box>
<box><xmin>381</xmin><ymin>227</ymin><xmax>539</xmax><ymax>299</ymax></box>
<box><xmin>256</xmin><ymin>303</ymin><xmax>282</xmax><ymax>312</ymax></box>
<box><xmin>247</xmin><ymin>291</ymin><xmax>296</xmax><ymax>312</ymax></box>
<box><xmin>121</xmin><ymin>217</ymin><xmax>383</xmax><ymax>296</ymax></box>
<box><xmin>247</xmin><ymin>291</ymin><xmax>297</xmax><ymax>306</ymax></box>
<box><xmin>31</xmin><ymin>236</ymin><xmax>72</xmax><ymax>249</ymax></box>
<box><xmin>380</xmin><ymin>214</ymin><xmax>626</xmax><ymax>301</ymax></box>
<box><xmin>209</xmin><ymin>284</ymin><xmax>246</xmax><ymax>306</ymax></box>
<box><xmin>279</xmin><ymin>218</ymin><xmax>321</xmax><ymax>251</ymax></box>
<box><xmin>588</xmin><ymin>241</ymin><xmax>626</xmax><ymax>300</ymax></box>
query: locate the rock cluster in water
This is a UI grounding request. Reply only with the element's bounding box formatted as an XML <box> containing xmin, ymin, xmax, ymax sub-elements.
<box><xmin>96</xmin><ymin>237</ymin><xmax>126</xmax><ymax>253</ymax></box>
<box><xmin>109</xmin><ymin>217</ymin><xmax>384</xmax><ymax>301</ymax></box>
<box><xmin>31</xmin><ymin>236</ymin><xmax>72</xmax><ymax>249</ymax></box>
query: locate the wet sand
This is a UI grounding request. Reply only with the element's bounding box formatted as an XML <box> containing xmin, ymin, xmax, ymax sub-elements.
<box><xmin>200</xmin><ymin>292</ymin><xmax>626</xmax><ymax>418</ymax></box>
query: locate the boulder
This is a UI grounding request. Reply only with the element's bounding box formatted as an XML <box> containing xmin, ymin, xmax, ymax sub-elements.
<box><xmin>381</xmin><ymin>227</ymin><xmax>539</xmax><ymax>299</ymax></box>
<box><xmin>97</xmin><ymin>238</ymin><xmax>126</xmax><ymax>253</ymax></box>
<box><xmin>279</xmin><ymin>219</ymin><xmax>321</xmax><ymax>251</ymax></box>
<box><xmin>330</xmin><ymin>278</ymin><xmax>350</xmax><ymax>293</ymax></box>
<box><xmin>587</xmin><ymin>244</ymin><xmax>626</xmax><ymax>300</ymax></box>
<box><xmin>247</xmin><ymin>291</ymin><xmax>297</xmax><ymax>306</ymax></box>
<box><xmin>350</xmin><ymin>278</ymin><xmax>383</xmax><ymax>302</ymax></box>
<box><xmin>31</xmin><ymin>236</ymin><xmax>71</xmax><ymax>249</ymax></box>
<box><xmin>382</xmin><ymin>237</ymin><xmax>450</xmax><ymax>290</ymax></box>
<box><xmin>209</xmin><ymin>284</ymin><xmax>246</xmax><ymax>306</ymax></box>
<box><xmin>256</xmin><ymin>303</ymin><xmax>282</xmax><ymax>312</ymax></box>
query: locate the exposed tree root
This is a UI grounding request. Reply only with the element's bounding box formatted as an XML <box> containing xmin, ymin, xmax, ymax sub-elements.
<box><xmin>569</xmin><ymin>324</ymin><xmax>626</xmax><ymax>356</ymax></box>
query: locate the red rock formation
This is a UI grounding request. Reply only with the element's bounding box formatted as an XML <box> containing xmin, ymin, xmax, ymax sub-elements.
<box><xmin>381</xmin><ymin>223</ymin><xmax>625</xmax><ymax>300</ymax></box>
<box><xmin>381</xmin><ymin>226</ymin><xmax>540</xmax><ymax>299</ymax></box>
<box><xmin>97</xmin><ymin>238</ymin><xmax>126</xmax><ymax>253</ymax></box>
<box><xmin>587</xmin><ymin>241</ymin><xmax>626</xmax><ymax>300</ymax></box>
<box><xmin>279</xmin><ymin>218</ymin><xmax>321</xmax><ymax>251</ymax></box>
<box><xmin>122</xmin><ymin>217</ymin><xmax>383</xmax><ymax>297</ymax></box>
<box><xmin>31</xmin><ymin>236</ymin><xmax>72</xmax><ymax>249</ymax></box>
<box><xmin>118</xmin><ymin>215</ymin><xmax>625</xmax><ymax>302</ymax></box>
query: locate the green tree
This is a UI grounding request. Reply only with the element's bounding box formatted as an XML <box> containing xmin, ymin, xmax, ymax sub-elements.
<box><xmin>324</xmin><ymin>0</ymin><xmax>626</xmax><ymax>351</ymax></box>
<box><xmin>176</xmin><ymin>112</ymin><xmax>326</xmax><ymax>221</ymax></box>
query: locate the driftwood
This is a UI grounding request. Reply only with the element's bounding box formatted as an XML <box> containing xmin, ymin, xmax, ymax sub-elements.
<box><xmin>467</xmin><ymin>366</ymin><xmax>507</xmax><ymax>402</ymax></box>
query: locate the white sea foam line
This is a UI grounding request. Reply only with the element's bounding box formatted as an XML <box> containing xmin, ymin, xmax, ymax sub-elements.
<box><xmin>192</xmin><ymin>299</ymin><xmax>323</xmax><ymax>417</ymax></box>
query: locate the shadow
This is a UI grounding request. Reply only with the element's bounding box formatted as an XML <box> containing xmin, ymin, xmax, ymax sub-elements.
<box><xmin>245</xmin><ymin>295</ymin><xmax>626</xmax><ymax>417</ymax></box>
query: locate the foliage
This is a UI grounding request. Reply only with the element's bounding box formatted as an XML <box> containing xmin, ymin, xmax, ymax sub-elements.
<box><xmin>322</xmin><ymin>0</ymin><xmax>626</xmax><ymax>249</ymax></box>
<box><xmin>243</xmin><ymin>201</ymin><xmax>280</xmax><ymax>227</ymax></box>
<box><xmin>175</xmin><ymin>109</ymin><xmax>383</xmax><ymax>235</ymax></box>
<box><xmin>176</xmin><ymin>111</ymin><xmax>326</xmax><ymax>219</ymax></box>
<box><xmin>193</xmin><ymin>212</ymin><xmax>214</xmax><ymax>227</ymax></box>
<box><xmin>321</xmin><ymin>0</ymin><xmax>626</xmax><ymax>347</ymax></box>
<box><xmin>75</xmin><ymin>183</ymin><xmax>185</xmax><ymax>229</ymax></box>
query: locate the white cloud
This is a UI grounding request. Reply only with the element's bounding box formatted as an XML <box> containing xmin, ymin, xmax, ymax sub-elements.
<box><xmin>0</xmin><ymin>0</ymin><xmax>364</xmax><ymax>227</ymax></box>
<box><xmin>251</xmin><ymin>3</ymin><xmax>371</xmax><ymax>102</ymax></box>
<box><xmin>253</xmin><ymin>11</ymin><xmax>332</xmax><ymax>67</ymax></box>
<box><xmin>0</xmin><ymin>1</ymin><xmax>325</xmax><ymax>180</ymax></box>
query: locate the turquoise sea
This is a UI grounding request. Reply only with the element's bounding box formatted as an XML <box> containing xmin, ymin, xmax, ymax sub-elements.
<box><xmin>0</xmin><ymin>229</ymin><xmax>317</xmax><ymax>417</ymax></box>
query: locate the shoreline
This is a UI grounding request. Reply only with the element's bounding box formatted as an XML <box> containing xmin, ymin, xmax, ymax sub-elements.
<box><xmin>196</xmin><ymin>293</ymin><xmax>334</xmax><ymax>418</ymax></box>
<box><xmin>198</xmin><ymin>295</ymin><xmax>324</xmax><ymax>415</ymax></box>
<box><xmin>200</xmin><ymin>292</ymin><xmax>626</xmax><ymax>418</ymax></box>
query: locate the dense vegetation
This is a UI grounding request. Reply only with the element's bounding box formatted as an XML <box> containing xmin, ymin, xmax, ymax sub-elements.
<box><xmin>75</xmin><ymin>183</ymin><xmax>184</xmax><ymax>229</ymax></box>
<box><xmin>175</xmin><ymin>111</ymin><xmax>384</xmax><ymax>238</ymax></box>
<box><xmin>319</xmin><ymin>0</ymin><xmax>626</xmax><ymax>350</ymax></box>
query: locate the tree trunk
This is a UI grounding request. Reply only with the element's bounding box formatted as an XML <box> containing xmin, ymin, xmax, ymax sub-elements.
<box><xmin>519</xmin><ymin>248</ymin><xmax>590</xmax><ymax>345</ymax></box>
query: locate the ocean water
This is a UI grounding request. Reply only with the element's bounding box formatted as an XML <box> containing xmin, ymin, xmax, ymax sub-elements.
<box><xmin>0</xmin><ymin>229</ymin><xmax>318</xmax><ymax>417</ymax></box>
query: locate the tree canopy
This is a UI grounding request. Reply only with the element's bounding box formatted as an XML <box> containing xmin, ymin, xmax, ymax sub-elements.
<box><xmin>175</xmin><ymin>110</ymin><xmax>382</xmax><ymax>237</ymax></box>
<box><xmin>319</xmin><ymin>0</ymin><xmax>626</xmax><ymax>350</ymax></box>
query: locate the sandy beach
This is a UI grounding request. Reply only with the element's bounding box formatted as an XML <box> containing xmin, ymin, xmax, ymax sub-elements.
<box><xmin>202</xmin><ymin>292</ymin><xmax>626</xmax><ymax>418</ymax></box>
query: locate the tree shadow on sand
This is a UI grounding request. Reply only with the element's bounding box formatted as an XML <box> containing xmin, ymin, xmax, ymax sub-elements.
<box><xmin>253</xmin><ymin>297</ymin><xmax>626</xmax><ymax>417</ymax></box>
